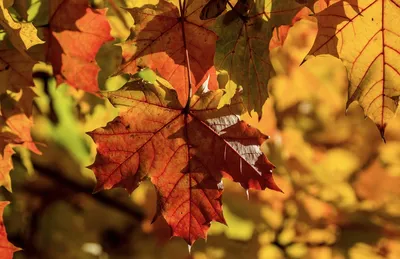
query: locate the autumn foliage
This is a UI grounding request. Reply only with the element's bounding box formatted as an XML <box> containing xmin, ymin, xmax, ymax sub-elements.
<box><xmin>0</xmin><ymin>0</ymin><xmax>400</xmax><ymax>258</ymax></box>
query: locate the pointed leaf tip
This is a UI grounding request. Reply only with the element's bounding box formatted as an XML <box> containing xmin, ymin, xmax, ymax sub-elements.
<box><xmin>0</xmin><ymin>201</ymin><xmax>20</xmax><ymax>258</ymax></box>
<box><xmin>311</xmin><ymin>0</ymin><xmax>400</xmax><ymax>131</ymax></box>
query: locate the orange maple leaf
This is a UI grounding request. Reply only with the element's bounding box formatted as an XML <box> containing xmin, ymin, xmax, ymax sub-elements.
<box><xmin>88</xmin><ymin>79</ymin><xmax>280</xmax><ymax>245</ymax></box>
<box><xmin>0</xmin><ymin>95</ymin><xmax>41</xmax><ymax>191</ymax></box>
<box><xmin>0</xmin><ymin>201</ymin><xmax>20</xmax><ymax>258</ymax></box>
<box><xmin>44</xmin><ymin>0</ymin><xmax>113</xmax><ymax>92</ymax></box>
<box><xmin>1</xmin><ymin>95</ymin><xmax>41</xmax><ymax>155</ymax></box>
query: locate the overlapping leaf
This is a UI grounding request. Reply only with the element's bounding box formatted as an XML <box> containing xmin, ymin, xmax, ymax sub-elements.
<box><xmin>88</xmin><ymin>78</ymin><xmax>280</xmax><ymax>245</ymax></box>
<box><xmin>310</xmin><ymin>0</ymin><xmax>400</xmax><ymax>136</ymax></box>
<box><xmin>119</xmin><ymin>0</ymin><xmax>218</xmax><ymax>106</ymax></box>
<box><xmin>0</xmin><ymin>93</ymin><xmax>41</xmax><ymax>191</ymax></box>
<box><xmin>0</xmin><ymin>201</ymin><xmax>20</xmax><ymax>258</ymax></box>
<box><xmin>43</xmin><ymin>0</ymin><xmax>113</xmax><ymax>92</ymax></box>
<box><xmin>269</xmin><ymin>7</ymin><xmax>317</xmax><ymax>74</ymax></box>
<box><xmin>0</xmin><ymin>0</ymin><xmax>43</xmax><ymax>56</ymax></box>
<box><xmin>213</xmin><ymin>0</ymin><xmax>304</xmax><ymax>115</ymax></box>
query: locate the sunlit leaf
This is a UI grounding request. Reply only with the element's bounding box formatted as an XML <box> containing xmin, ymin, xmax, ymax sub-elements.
<box><xmin>119</xmin><ymin>0</ymin><xmax>218</xmax><ymax>106</ymax></box>
<box><xmin>41</xmin><ymin>0</ymin><xmax>113</xmax><ymax>92</ymax></box>
<box><xmin>89</xmin><ymin>78</ymin><xmax>280</xmax><ymax>245</ymax></box>
<box><xmin>310</xmin><ymin>0</ymin><xmax>400</xmax><ymax>137</ymax></box>
<box><xmin>0</xmin><ymin>202</ymin><xmax>20</xmax><ymax>258</ymax></box>
<box><xmin>213</xmin><ymin>0</ymin><xmax>304</xmax><ymax>115</ymax></box>
<box><xmin>0</xmin><ymin>0</ymin><xmax>43</xmax><ymax>56</ymax></box>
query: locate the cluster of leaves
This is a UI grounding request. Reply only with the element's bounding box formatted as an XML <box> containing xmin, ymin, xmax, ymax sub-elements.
<box><xmin>0</xmin><ymin>0</ymin><xmax>399</xmax><ymax>257</ymax></box>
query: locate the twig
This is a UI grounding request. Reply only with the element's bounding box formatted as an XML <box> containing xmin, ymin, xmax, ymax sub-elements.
<box><xmin>14</xmin><ymin>156</ymin><xmax>144</xmax><ymax>222</ymax></box>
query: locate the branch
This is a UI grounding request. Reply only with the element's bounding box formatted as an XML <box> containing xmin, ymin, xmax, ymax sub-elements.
<box><xmin>14</xmin><ymin>156</ymin><xmax>144</xmax><ymax>222</ymax></box>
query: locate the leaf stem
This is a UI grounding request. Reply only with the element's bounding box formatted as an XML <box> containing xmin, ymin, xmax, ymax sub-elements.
<box><xmin>179</xmin><ymin>0</ymin><xmax>193</xmax><ymax>243</ymax></box>
<box><xmin>14</xmin><ymin>155</ymin><xmax>144</xmax><ymax>222</ymax></box>
<box><xmin>179</xmin><ymin>0</ymin><xmax>192</xmax><ymax>114</ymax></box>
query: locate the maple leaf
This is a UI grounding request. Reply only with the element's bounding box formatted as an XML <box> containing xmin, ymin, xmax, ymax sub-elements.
<box><xmin>0</xmin><ymin>0</ymin><xmax>43</xmax><ymax>56</ymax></box>
<box><xmin>213</xmin><ymin>0</ymin><xmax>304</xmax><ymax>115</ymax></box>
<box><xmin>309</xmin><ymin>0</ymin><xmax>400</xmax><ymax>137</ymax></box>
<box><xmin>0</xmin><ymin>91</ymin><xmax>40</xmax><ymax>191</ymax></box>
<box><xmin>0</xmin><ymin>201</ymin><xmax>20</xmax><ymax>258</ymax></box>
<box><xmin>0</xmin><ymin>94</ymin><xmax>41</xmax><ymax>155</ymax></box>
<box><xmin>119</xmin><ymin>0</ymin><xmax>218</xmax><ymax>106</ymax></box>
<box><xmin>88</xmin><ymin>79</ymin><xmax>280</xmax><ymax>245</ymax></box>
<box><xmin>43</xmin><ymin>0</ymin><xmax>113</xmax><ymax>92</ymax></box>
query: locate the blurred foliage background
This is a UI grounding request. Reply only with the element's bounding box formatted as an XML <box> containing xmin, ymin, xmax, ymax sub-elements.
<box><xmin>1</xmin><ymin>0</ymin><xmax>400</xmax><ymax>258</ymax></box>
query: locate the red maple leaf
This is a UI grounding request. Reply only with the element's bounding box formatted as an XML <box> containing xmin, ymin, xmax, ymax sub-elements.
<box><xmin>88</xmin><ymin>78</ymin><xmax>281</xmax><ymax>245</ymax></box>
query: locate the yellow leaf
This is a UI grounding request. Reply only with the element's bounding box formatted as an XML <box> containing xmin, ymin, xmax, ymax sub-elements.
<box><xmin>258</xmin><ymin>244</ymin><xmax>285</xmax><ymax>259</ymax></box>
<box><xmin>313</xmin><ymin>149</ymin><xmax>359</xmax><ymax>183</ymax></box>
<box><xmin>286</xmin><ymin>243</ymin><xmax>308</xmax><ymax>258</ymax></box>
<box><xmin>270</xmin><ymin>8</ymin><xmax>317</xmax><ymax>75</ymax></box>
<box><xmin>0</xmin><ymin>0</ymin><xmax>43</xmax><ymax>55</ymax></box>
<box><xmin>270</xmin><ymin>55</ymin><xmax>347</xmax><ymax>115</ymax></box>
<box><xmin>209</xmin><ymin>204</ymin><xmax>255</xmax><ymax>241</ymax></box>
<box><xmin>379</xmin><ymin>142</ymin><xmax>400</xmax><ymax>176</ymax></box>
<box><xmin>311</xmin><ymin>0</ymin><xmax>400</xmax><ymax>137</ymax></box>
